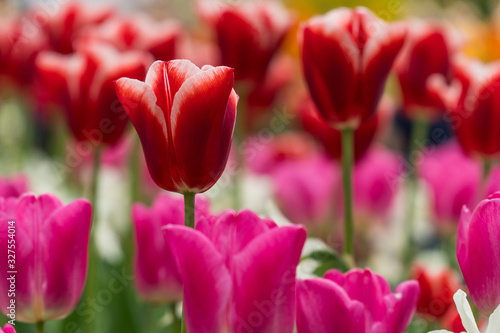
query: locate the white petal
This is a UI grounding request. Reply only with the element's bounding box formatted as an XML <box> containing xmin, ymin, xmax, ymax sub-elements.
<box><xmin>485</xmin><ymin>303</ymin><xmax>500</xmax><ymax>333</ymax></box>
<box><xmin>454</xmin><ymin>289</ymin><xmax>480</xmax><ymax>333</ymax></box>
<box><xmin>428</xmin><ymin>330</ymin><xmax>454</xmax><ymax>333</ymax></box>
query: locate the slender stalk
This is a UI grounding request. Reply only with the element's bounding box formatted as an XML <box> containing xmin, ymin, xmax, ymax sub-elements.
<box><xmin>403</xmin><ymin>117</ymin><xmax>428</xmax><ymax>273</ymax></box>
<box><xmin>84</xmin><ymin>147</ymin><xmax>102</xmax><ymax>333</ymax></box>
<box><xmin>233</xmin><ymin>87</ymin><xmax>248</xmax><ymax>210</ymax></box>
<box><xmin>36</xmin><ymin>321</ymin><xmax>45</xmax><ymax>333</ymax></box>
<box><xmin>130</xmin><ymin>135</ymin><xmax>141</xmax><ymax>203</ymax></box>
<box><xmin>341</xmin><ymin>127</ymin><xmax>355</xmax><ymax>259</ymax></box>
<box><xmin>482</xmin><ymin>160</ymin><xmax>492</xmax><ymax>184</ymax></box>
<box><xmin>181</xmin><ymin>192</ymin><xmax>196</xmax><ymax>333</ymax></box>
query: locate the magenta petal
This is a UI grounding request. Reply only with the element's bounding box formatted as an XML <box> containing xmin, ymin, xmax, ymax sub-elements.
<box><xmin>230</xmin><ymin>225</ymin><xmax>306</xmax><ymax>333</ymax></box>
<box><xmin>164</xmin><ymin>225</ymin><xmax>231</xmax><ymax>333</ymax></box>
<box><xmin>296</xmin><ymin>278</ymin><xmax>366</xmax><ymax>333</ymax></box>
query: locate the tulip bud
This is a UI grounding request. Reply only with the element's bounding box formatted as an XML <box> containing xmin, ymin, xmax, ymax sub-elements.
<box><xmin>115</xmin><ymin>59</ymin><xmax>238</xmax><ymax>194</ymax></box>
<box><xmin>457</xmin><ymin>192</ymin><xmax>500</xmax><ymax>315</ymax></box>
<box><xmin>0</xmin><ymin>193</ymin><xmax>92</xmax><ymax>323</ymax></box>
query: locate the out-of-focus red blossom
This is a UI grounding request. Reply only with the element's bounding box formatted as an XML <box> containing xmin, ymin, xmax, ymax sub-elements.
<box><xmin>0</xmin><ymin>18</ymin><xmax>48</xmax><ymax>87</ymax></box>
<box><xmin>444</xmin><ymin>56</ymin><xmax>500</xmax><ymax>159</ymax></box>
<box><xmin>177</xmin><ymin>35</ymin><xmax>218</xmax><ymax>68</ymax></box>
<box><xmin>300</xmin><ymin>95</ymin><xmax>393</xmax><ymax>161</ymax></box>
<box><xmin>419</xmin><ymin>141</ymin><xmax>481</xmax><ymax>229</ymax></box>
<box><xmin>32</xmin><ymin>1</ymin><xmax>114</xmax><ymax>54</ymax></box>
<box><xmin>299</xmin><ymin>7</ymin><xmax>406</xmax><ymax>128</ymax></box>
<box><xmin>132</xmin><ymin>193</ymin><xmax>210</xmax><ymax>304</ymax></box>
<box><xmin>441</xmin><ymin>303</ymin><xmax>466</xmax><ymax>333</ymax></box>
<box><xmin>115</xmin><ymin>60</ymin><xmax>238</xmax><ymax>194</ymax></box>
<box><xmin>246</xmin><ymin>53</ymin><xmax>296</xmax><ymax>130</ymax></box>
<box><xmin>245</xmin><ymin>132</ymin><xmax>317</xmax><ymax>175</ymax></box>
<box><xmin>36</xmin><ymin>41</ymin><xmax>151</xmax><ymax>146</ymax></box>
<box><xmin>410</xmin><ymin>264</ymin><xmax>459</xmax><ymax>319</ymax></box>
<box><xmin>0</xmin><ymin>175</ymin><xmax>28</xmax><ymax>199</ymax></box>
<box><xmin>272</xmin><ymin>154</ymin><xmax>339</xmax><ymax>226</ymax></box>
<box><xmin>80</xmin><ymin>15</ymin><xmax>181</xmax><ymax>61</ymax></box>
<box><xmin>197</xmin><ymin>0</ymin><xmax>294</xmax><ymax>83</ymax></box>
<box><xmin>395</xmin><ymin>20</ymin><xmax>460</xmax><ymax>118</ymax></box>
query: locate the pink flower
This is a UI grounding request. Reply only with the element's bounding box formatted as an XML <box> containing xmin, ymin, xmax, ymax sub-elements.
<box><xmin>457</xmin><ymin>192</ymin><xmax>500</xmax><ymax>315</ymax></box>
<box><xmin>164</xmin><ymin>210</ymin><xmax>306</xmax><ymax>333</ymax></box>
<box><xmin>0</xmin><ymin>324</ymin><xmax>15</xmax><ymax>333</ymax></box>
<box><xmin>297</xmin><ymin>268</ymin><xmax>420</xmax><ymax>333</ymax></box>
<box><xmin>0</xmin><ymin>193</ymin><xmax>92</xmax><ymax>322</ymax></box>
<box><xmin>132</xmin><ymin>193</ymin><xmax>210</xmax><ymax>304</ymax></box>
<box><xmin>0</xmin><ymin>175</ymin><xmax>28</xmax><ymax>199</ymax></box>
<box><xmin>419</xmin><ymin>142</ymin><xmax>481</xmax><ymax>227</ymax></box>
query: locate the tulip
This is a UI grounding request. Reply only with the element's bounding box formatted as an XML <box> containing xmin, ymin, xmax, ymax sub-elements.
<box><xmin>447</xmin><ymin>57</ymin><xmax>500</xmax><ymax>161</ymax></box>
<box><xmin>272</xmin><ymin>154</ymin><xmax>339</xmax><ymax>227</ymax></box>
<box><xmin>440</xmin><ymin>305</ymin><xmax>467</xmax><ymax>333</ymax></box>
<box><xmin>419</xmin><ymin>141</ymin><xmax>481</xmax><ymax>229</ymax></box>
<box><xmin>0</xmin><ymin>175</ymin><xmax>28</xmax><ymax>199</ymax></box>
<box><xmin>395</xmin><ymin>20</ymin><xmax>457</xmax><ymax>119</ymax></box>
<box><xmin>36</xmin><ymin>41</ymin><xmax>151</xmax><ymax>146</ymax></box>
<box><xmin>296</xmin><ymin>268</ymin><xmax>420</xmax><ymax>333</ymax></box>
<box><xmin>429</xmin><ymin>290</ymin><xmax>499</xmax><ymax>333</ymax></box>
<box><xmin>0</xmin><ymin>193</ymin><xmax>92</xmax><ymax>323</ymax></box>
<box><xmin>81</xmin><ymin>15</ymin><xmax>181</xmax><ymax>61</ymax></box>
<box><xmin>197</xmin><ymin>0</ymin><xmax>294</xmax><ymax>84</ymax></box>
<box><xmin>457</xmin><ymin>192</ymin><xmax>500</xmax><ymax>315</ymax></box>
<box><xmin>0</xmin><ymin>324</ymin><xmax>15</xmax><ymax>333</ymax></box>
<box><xmin>164</xmin><ymin>210</ymin><xmax>306</xmax><ymax>333</ymax></box>
<box><xmin>132</xmin><ymin>193</ymin><xmax>210</xmax><ymax>304</ymax></box>
<box><xmin>410</xmin><ymin>264</ymin><xmax>459</xmax><ymax>319</ymax></box>
<box><xmin>115</xmin><ymin>59</ymin><xmax>238</xmax><ymax>194</ymax></box>
<box><xmin>299</xmin><ymin>7</ymin><xmax>406</xmax><ymax>127</ymax></box>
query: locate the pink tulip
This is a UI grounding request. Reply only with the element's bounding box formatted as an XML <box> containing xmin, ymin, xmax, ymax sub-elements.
<box><xmin>132</xmin><ymin>193</ymin><xmax>210</xmax><ymax>304</ymax></box>
<box><xmin>272</xmin><ymin>154</ymin><xmax>339</xmax><ymax>226</ymax></box>
<box><xmin>419</xmin><ymin>142</ymin><xmax>481</xmax><ymax>227</ymax></box>
<box><xmin>0</xmin><ymin>324</ymin><xmax>15</xmax><ymax>333</ymax></box>
<box><xmin>0</xmin><ymin>175</ymin><xmax>28</xmax><ymax>199</ymax></box>
<box><xmin>297</xmin><ymin>268</ymin><xmax>420</xmax><ymax>333</ymax></box>
<box><xmin>164</xmin><ymin>210</ymin><xmax>306</xmax><ymax>333</ymax></box>
<box><xmin>0</xmin><ymin>193</ymin><xmax>92</xmax><ymax>323</ymax></box>
<box><xmin>457</xmin><ymin>192</ymin><xmax>500</xmax><ymax>315</ymax></box>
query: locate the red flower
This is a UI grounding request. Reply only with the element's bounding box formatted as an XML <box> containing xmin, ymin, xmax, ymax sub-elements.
<box><xmin>80</xmin><ymin>15</ymin><xmax>181</xmax><ymax>61</ymax></box>
<box><xmin>410</xmin><ymin>264</ymin><xmax>459</xmax><ymax>319</ymax></box>
<box><xmin>299</xmin><ymin>7</ymin><xmax>406</xmax><ymax>128</ymax></box>
<box><xmin>197</xmin><ymin>0</ymin><xmax>294</xmax><ymax>83</ymax></box>
<box><xmin>36</xmin><ymin>41</ymin><xmax>151</xmax><ymax>145</ymax></box>
<box><xmin>395</xmin><ymin>20</ymin><xmax>458</xmax><ymax>118</ymax></box>
<box><xmin>115</xmin><ymin>60</ymin><xmax>238</xmax><ymax>194</ymax></box>
<box><xmin>300</xmin><ymin>96</ymin><xmax>392</xmax><ymax>161</ymax></box>
<box><xmin>446</xmin><ymin>56</ymin><xmax>500</xmax><ymax>159</ymax></box>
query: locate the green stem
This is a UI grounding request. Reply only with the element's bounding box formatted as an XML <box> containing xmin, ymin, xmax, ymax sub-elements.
<box><xmin>130</xmin><ymin>135</ymin><xmax>141</xmax><ymax>203</ymax></box>
<box><xmin>404</xmin><ymin>117</ymin><xmax>429</xmax><ymax>274</ymax></box>
<box><xmin>482</xmin><ymin>160</ymin><xmax>492</xmax><ymax>184</ymax></box>
<box><xmin>84</xmin><ymin>147</ymin><xmax>102</xmax><ymax>333</ymax></box>
<box><xmin>181</xmin><ymin>192</ymin><xmax>196</xmax><ymax>333</ymax></box>
<box><xmin>36</xmin><ymin>321</ymin><xmax>45</xmax><ymax>333</ymax></box>
<box><xmin>233</xmin><ymin>87</ymin><xmax>248</xmax><ymax>210</ymax></box>
<box><xmin>341</xmin><ymin>127</ymin><xmax>354</xmax><ymax>260</ymax></box>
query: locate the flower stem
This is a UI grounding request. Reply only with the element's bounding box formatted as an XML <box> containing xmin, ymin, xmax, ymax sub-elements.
<box><xmin>341</xmin><ymin>127</ymin><xmax>355</xmax><ymax>260</ymax></box>
<box><xmin>36</xmin><ymin>321</ymin><xmax>45</xmax><ymax>333</ymax></box>
<box><xmin>130</xmin><ymin>135</ymin><xmax>141</xmax><ymax>203</ymax></box>
<box><xmin>89</xmin><ymin>147</ymin><xmax>102</xmax><ymax>209</ymax></box>
<box><xmin>403</xmin><ymin>117</ymin><xmax>428</xmax><ymax>274</ymax></box>
<box><xmin>181</xmin><ymin>192</ymin><xmax>196</xmax><ymax>333</ymax></box>
<box><xmin>482</xmin><ymin>160</ymin><xmax>492</xmax><ymax>184</ymax></box>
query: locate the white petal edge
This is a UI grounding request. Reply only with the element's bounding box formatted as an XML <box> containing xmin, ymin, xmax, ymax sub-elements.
<box><xmin>485</xmin><ymin>302</ymin><xmax>500</xmax><ymax>333</ymax></box>
<box><xmin>428</xmin><ymin>330</ymin><xmax>454</xmax><ymax>333</ymax></box>
<box><xmin>454</xmin><ymin>289</ymin><xmax>480</xmax><ymax>333</ymax></box>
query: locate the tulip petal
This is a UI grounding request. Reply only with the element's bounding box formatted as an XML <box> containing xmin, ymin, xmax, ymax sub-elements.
<box><xmin>164</xmin><ymin>225</ymin><xmax>231</xmax><ymax>333</ymax></box>
<box><xmin>230</xmin><ymin>225</ymin><xmax>306</xmax><ymax>333</ymax></box>
<box><xmin>378</xmin><ymin>281</ymin><xmax>420</xmax><ymax>333</ymax></box>
<box><xmin>42</xmin><ymin>199</ymin><xmax>92</xmax><ymax>320</ymax></box>
<box><xmin>170</xmin><ymin>66</ymin><xmax>236</xmax><ymax>192</ymax></box>
<box><xmin>454</xmin><ymin>289</ymin><xmax>480</xmax><ymax>333</ymax></box>
<box><xmin>296</xmin><ymin>278</ymin><xmax>366</xmax><ymax>333</ymax></box>
<box><xmin>485</xmin><ymin>303</ymin><xmax>500</xmax><ymax>333</ymax></box>
<box><xmin>115</xmin><ymin>77</ymin><xmax>178</xmax><ymax>191</ymax></box>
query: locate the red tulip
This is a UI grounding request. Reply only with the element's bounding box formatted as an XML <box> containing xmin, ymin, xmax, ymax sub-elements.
<box><xmin>300</xmin><ymin>96</ymin><xmax>391</xmax><ymax>161</ymax></box>
<box><xmin>115</xmin><ymin>60</ymin><xmax>238</xmax><ymax>194</ymax></box>
<box><xmin>197</xmin><ymin>0</ymin><xmax>294</xmax><ymax>83</ymax></box>
<box><xmin>33</xmin><ymin>1</ymin><xmax>114</xmax><ymax>54</ymax></box>
<box><xmin>299</xmin><ymin>7</ymin><xmax>406</xmax><ymax>128</ymax></box>
<box><xmin>410</xmin><ymin>264</ymin><xmax>459</xmax><ymax>319</ymax></box>
<box><xmin>36</xmin><ymin>41</ymin><xmax>151</xmax><ymax>146</ymax></box>
<box><xmin>80</xmin><ymin>15</ymin><xmax>181</xmax><ymax>61</ymax></box>
<box><xmin>445</xmin><ymin>56</ymin><xmax>500</xmax><ymax>159</ymax></box>
<box><xmin>395</xmin><ymin>20</ymin><xmax>458</xmax><ymax>118</ymax></box>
